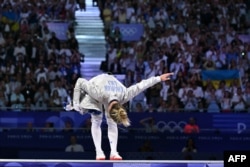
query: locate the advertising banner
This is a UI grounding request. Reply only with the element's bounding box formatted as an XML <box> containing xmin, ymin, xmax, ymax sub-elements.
<box><xmin>0</xmin><ymin>112</ymin><xmax>249</xmax><ymax>134</ymax></box>
<box><xmin>46</xmin><ymin>22</ymin><xmax>69</xmax><ymax>41</ymax></box>
<box><xmin>113</xmin><ymin>23</ymin><xmax>144</xmax><ymax>41</ymax></box>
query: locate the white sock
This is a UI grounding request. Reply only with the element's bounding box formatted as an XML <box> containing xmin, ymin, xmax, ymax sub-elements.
<box><xmin>106</xmin><ymin>116</ymin><xmax>118</xmax><ymax>155</ymax></box>
<box><xmin>91</xmin><ymin>113</ymin><xmax>104</xmax><ymax>155</ymax></box>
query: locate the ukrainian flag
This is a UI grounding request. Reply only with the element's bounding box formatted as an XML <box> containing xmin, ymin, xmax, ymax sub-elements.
<box><xmin>201</xmin><ymin>70</ymin><xmax>240</xmax><ymax>88</ymax></box>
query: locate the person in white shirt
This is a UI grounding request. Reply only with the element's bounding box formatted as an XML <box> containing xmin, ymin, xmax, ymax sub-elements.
<box><xmin>35</xmin><ymin>63</ymin><xmax>48</xmax><ymax>83</ymax></box>
<box><xmin>191</xmin><ymin>82</ymin><xmax>204</xmax><ymax>101</ymax></box>
<box><xmin>65</xmin><ymin>135</ymin><xmax>84</xmax><ymax>152</ymax></box>
<box><xmin>231</xmin><ymin>87</ymin><xmax>246</xmax><ymax>112</ymax></box>
<box><xmin>183</xmin><ymin>90</ymin><xmax>198</xmax><ymax>111</ymax></box>
<box><xmin>144</xmin><ymin>61</ymin><xmax>156</xmax><ymax>79</ymax></box>
<box><xmin>10</xmin><ymin>86</ymin><xmax>25</xmax><ymax>112</ymax></box>
<box><xmin>169</xmin><ymin>57</ymin><xmax>185</xmax><ymax>80</ymax></box>
<box><xmin>126</xmin><ymin>3</ymin><xmax>135</xmax><ymax>22</ymax></box>
<box><xmin>13</xmin><ymin>42</ymin><xmax>26</xmax><ymax>61</ymax></box>
<box><xmin>154</xmin><ymin>8</ymin><xmax>168</xmax><ymax>27</ymax></box>
<box><xmin>160</xmin><ymin>80</ymin><xmax>170</xmax><ymax>101</ymax></box>
<box><xmin>215</xmin><ymin>80</ymin><xmax>227</xmax><ymax>99</ymax></box>
<box><xmin>178</xmin><ymin>81</ymin><xmax>192</xmax><ymax>104</ymax></box>
<box><xmin>59</xmin><ymin>43</ymin><xmax>72</xmax><ymax>57</ymax></box>
<box><xmin>147</xmin><ymin>11</ymin><xmax>156</xmax><ymax>29</ymax></box>
<box><xmin>220</xmin><ymin>90</ymin><xmax>232</xmax><ymax>112</ymax></box>
<box><xmin>51</xmin><ymin>79</ymin><xmax>68</xmax><ymax>102</ymax></box>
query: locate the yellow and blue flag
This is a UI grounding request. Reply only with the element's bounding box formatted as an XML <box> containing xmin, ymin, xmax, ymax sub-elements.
<box><xmin>201</xmin><ymin>70</ymin><xmax>240</xmax><ymax>88</ymax></box>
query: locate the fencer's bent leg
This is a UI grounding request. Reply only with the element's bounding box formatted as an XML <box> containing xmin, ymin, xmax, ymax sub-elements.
<box><xmin>91</xmin><ymin>113</ymin><xmax>105</xmax><ymax>159</ymax></box>
<box><xmin>105</xmin><ymin>111</ymin><xmax>122</xmax><ymax>160</ymax></box>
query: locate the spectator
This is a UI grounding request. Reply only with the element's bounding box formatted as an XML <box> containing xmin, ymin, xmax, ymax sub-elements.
<box><xmin>231</xmin><ymin>87</ymin><xmax>247</xmax><ymax>112</ymax></box>
<box><xmin>167</xmin><ymin>81</ymin><xmax>178</xmax><ymax>100</ymax></box>
<box><xmin>13</xmin><ymin>41</ymin><xmax>26</xmax><ymax>62</ymax></box>
<box><xmin>220</xmin><ymin>90</ymin><xmax>232</xmax><ymax>112</ymax></box>
<box><xmin>167</xmin><ymin>95</ymin><xmax>181</xmax><ymax>112</ymax></box>
<box><xmin>117</xmin><ymin>8</ymin><xmax>127</xmax><ymax>23</ymax></box>
<box><xmin>51</xmin><ymin>79</ymin><xmax>68</xmax><ymax>103</ymax></box>
<box><xmin>146</xmin><ymin>83</ymin><xmax>162</xmax><ymax>109</ymax></box>
<box><xmin>35</xmin><ymin>62</ymin><xmax>48</xmax><ymax>83</ymax></box>
<box><xmin>109</xmin><ymin>27</ymin><xmax>123</xmax><ymax>48</ymax></box>
<box><xmin>215</xmin><ymin>80</ymin><xmax>228</xmax><ymax>100</ymax></box>
<box><xmin>138</xmin><ymin>140</ymin><xmax>154</xmax><ymax>152</ymax></box>
<box><xmin>206</xmin><ymin>88</ymin><xmax>221</xmax><ymax>113</ymax></box>
<box><xmin>183</xmin><ymin>117</ymin><xmax>200</xmax><ymax>134</ymax></box>
<box><xmin>183</xmin><ymin>90</ymin><xmax>198</xmax><ymax>112</ymax></box>
<box><xmin>157</xmin><ymin>99</ymin><xmax>168</xmax><ymax>112</ymax></box>
<box><xmin>124</xmin><ymin>70</ymin><xmax>134</xmax><ymax>87</ymax></box>
<box><xmin>144</xmin><ymin>61</ymin><xmax>156</xmax><ymax>79</ymax></box>
<box><xmin>23</xmin><ymin>97</ymin><xmax>36</xmax><ymax>112</ymax></box>
<box><xmin>63</xmin><ymin>121</ymin><xmax>74</xmax><ymax>132</ymax></box>
<box><xmin>10</xmin><ymin>87</ymin><xmax>25</xmax><ymax>112</ymax></box>
<box><xmin>160</xmin><ymin>80</ymin><xmax>171</xmax><ymax>101</ymax></box>
<box><xmin>145</xmin><ymin>104</ymin><xmax>157</xmax><ymax>113</ymax></box>
<box><xmin>21</xmin><ymin>79</ymin><xmax>35</xmax><ymax>99</ymax></box>
<box><xmin>48</xmin><ymin>32</ymin><xmax>60</xmax><ymax>50</ymax></box>
<box><xmin>49</xmin><ymin>89</ymin><xmax>63</xmax><ymax>111</ymax></box>
<box><xmin>178</xmin><ymin>81</ymin><xmax>192</xmax><ymax>104</ymax></box>
<box><xmin>140</xmin><ymin>117</ymin><xmax>158</xmax><ymax>133</ymax></box>
<box><xmin>133</xmin><ymin>102</ymin><xmax>144</xmax><ymax>112</ymax></box>
<box><xmin>109</xmin><ymin>57</ymin><xmax>122</xmax><ymax>74</ymax></box>
<box><xmin>181</xmin><ymin>138</ymin><xmax>197</xmax><ymax>153</ymax></box>
<box><xmin>59</xmin><ymin>43</ymin><xmax>72</xmax><ymax>58</ymax></box>
<box><xmin>102</xmin><ymin>4</ymin><xmax>112</xmax><ymax>35</ymax></box>
<box><xmin>9</xmin><ymin>75</ymin><xmax>21</xmax><ymax>95</ymax></box>
<box><xmin>65</xmin><ymin>135</ymin><xmax>84</xmax><ymax>152</ymax></box>
<box><xmin>34</xmin><ymin>85</ymin><xmax>49</xmax><ymax>111</ymax></box>
<box><xmin>26</xmin><ymin>122</ymin><xmax>35</xmax><ymax>132</ymax></box>
<box><xmin>243</xmin><ymin>86</ymin><xmax>250</xmax><ymax>112</ymax></box>
<box><xmin>0</xmin><ymin>89</ymin><xmax>8</xmax><ymax>110</ymax></box>
<box><xmin>82</xmin><ymin>117</ymin><xmax>92</xmax><ymax>132</ymax></box>
<box><xmin>42</xmin><ymin>122</ymin><xmax>55</xmax><ymax>133</ymax></box>
<box><xmin>77</xmin><ymin>0</ymin><xmax>86</xmax><ymax>11</ymax></box>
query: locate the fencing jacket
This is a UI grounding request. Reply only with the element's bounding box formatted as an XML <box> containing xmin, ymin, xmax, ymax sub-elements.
<box><xmin>73</xmin><ymin>74</ymin><xmax>161</xmax><ymax>113</ymax></box>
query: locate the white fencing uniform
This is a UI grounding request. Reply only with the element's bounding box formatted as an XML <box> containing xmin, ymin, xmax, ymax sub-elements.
<box><xmin>73</xmin><ymin>74</ymin><xmax>161</xmax><ymax>158</ymax></box>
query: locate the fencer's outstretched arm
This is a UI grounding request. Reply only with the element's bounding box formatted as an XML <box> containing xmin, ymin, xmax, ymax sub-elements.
<box><xmin>121</xmin><ymin>73</ymin><xmax>174</xmax><ymax>104</ymax></box>
<box><xmin>72</xmin><ymin>73</ymin><xmax>173</xmax><ymax>107</ymax></box>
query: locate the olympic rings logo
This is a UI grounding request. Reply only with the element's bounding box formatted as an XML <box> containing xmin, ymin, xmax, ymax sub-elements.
<box><xmin>120</xmin><ymin>27</ymin><xmax>137</xmax><ymax>36</ymax></box>
<box><xmin>156</xmin><ymin>121</ymin><xmax>187</xmax><ymax>133</ymax></box>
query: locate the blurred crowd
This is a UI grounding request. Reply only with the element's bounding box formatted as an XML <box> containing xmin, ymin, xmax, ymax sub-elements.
<box><xmin>0</xmin><ymin>0</ymin><xmax>84</xmax><ymax>111</ymax></box>
<box><xmin>100</xmin><ymin>0</ymin><xmax>250</xmax><ymax>113</ymax></box>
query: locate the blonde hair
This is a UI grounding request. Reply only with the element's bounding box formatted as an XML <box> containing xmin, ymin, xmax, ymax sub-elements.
<box><xmin>109</xmin><ymin>103</ymin><xmax>131</xmax><ymax>127</ymax></box>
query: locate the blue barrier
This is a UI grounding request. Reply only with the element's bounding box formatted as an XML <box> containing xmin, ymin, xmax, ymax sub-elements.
<box><xmin>0</xmin><ymin>132</ymin><xmax>249</xmax><ymax>153</ymax></box>
<box><xmin>0</xmin><ymin>112</ymin><xmax>250</xmax><ymax>134</ymax></box>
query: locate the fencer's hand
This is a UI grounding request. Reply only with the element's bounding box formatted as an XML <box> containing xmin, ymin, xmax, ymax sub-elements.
<box><xmin>160</xmin><ymin>73</ymin><xmax>174</xmax><ymax>81</ymax></box>
<box><xmin>64</xmin><ymin>102</ymin><xmax>82</xmax><ymax>112</ymax></box>
<box><xmin>65</xmin><ymin>104</ymin><xmax>73</xmax><ymax>111</ymax></box>
<box><xmin>73</xmin><ymin>104</ymin><xmax>81</xmax><ymax>112</ymax></box>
